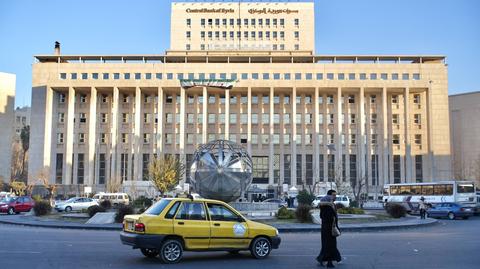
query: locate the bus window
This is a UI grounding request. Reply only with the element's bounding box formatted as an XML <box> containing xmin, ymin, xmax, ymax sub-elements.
<box><xmin>400</xmin><ymin>186</ymin><xmax>411</xmax><ymax>195</ymax></box>
<box><xmin>422</xmin><ymin>185</ymin><xmax>434</xmax><ymax>195</ymax></box>
<box><xmin>411</xmin><ymin>186</ymin><xmax>421</xmax><ymax>195</ymax></box>
<box><xmin>390</xmin><ymin>186</ymin><xmax>400</xmax><ymax>195</ymax></box>
<box><xmin>445</xmin><ymin>184</ymin><xmax>453</xmax><ymax>195</ymax></box>
<box><xmin>434</xmin><ymin>185</ymin><xmax>446</xmax><ymax>195</ymax></box>
<box><xmin>457</xmin><ymin>183</ymin><xmax>474</xmax><ymax>193</ymax></box>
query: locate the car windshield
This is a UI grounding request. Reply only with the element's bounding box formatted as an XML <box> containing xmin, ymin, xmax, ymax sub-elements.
<box><xmin>144</xmin><ymin>199</ymin><xmax>171</xmax><ymax>215</ymax></box>
<box><xmin>1</xmin><ymin>197</ymin><xmax>15</xmax><ymax>203</ymax></box>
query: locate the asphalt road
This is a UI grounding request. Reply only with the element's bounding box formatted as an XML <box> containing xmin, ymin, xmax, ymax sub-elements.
<box><xmin>1</xmin><ymin>216</ymin><xmax>479</xmax><ymax>269</ymax></box>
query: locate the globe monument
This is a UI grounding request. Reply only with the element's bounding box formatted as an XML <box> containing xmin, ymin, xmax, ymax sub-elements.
<box><xmin>189</xmin><ymin>140</ymin><xmax>253</xmax><ymax>202</ymax></box>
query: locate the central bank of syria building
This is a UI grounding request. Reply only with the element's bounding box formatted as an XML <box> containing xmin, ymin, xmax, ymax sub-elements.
<box><xmin>29</xmin><ymin>1</ymin><xmax>452</xmax><ymax>198</ymax></box>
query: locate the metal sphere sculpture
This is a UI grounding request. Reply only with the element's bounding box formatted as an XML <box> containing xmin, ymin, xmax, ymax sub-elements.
<box><xmin>189</xmin><ymin>140</ymin><xmax>253</xmax><ymax>202</ymax></box>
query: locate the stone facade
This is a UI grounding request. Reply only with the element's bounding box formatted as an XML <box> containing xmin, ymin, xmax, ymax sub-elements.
<box><xmin>28</xmin><ymin>1</ymin><xmax>452</xmax><ymax>198</ymax></box>
<box><xmin>0</xmin><ymin>72</ymin><xmax>15</xmax><ymax>184</ymax></box>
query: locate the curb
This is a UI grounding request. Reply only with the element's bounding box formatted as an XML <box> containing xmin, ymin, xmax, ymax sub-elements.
<box><xmin>0</xmin><ymin>216</ymin><xmax>438</xmax><ymax>233</ymax></box>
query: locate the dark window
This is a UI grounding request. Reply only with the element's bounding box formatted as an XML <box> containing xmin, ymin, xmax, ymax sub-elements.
<box><xmin>371</xmin><ymin>155</ymin><xmax>379</xmax><ymax>186</ymax></box>
<box><xmin>121</xmin><ymin>153</ymin><xmax>128</xmax><ymax>182</ymax></box>
<box><xmin>415</xmin><ymin>155</ymin><xmax>423</xmax><ymax>183</ymax></box>
<box><xmin>165</xmin><ymin>201</ymin><xmax>180</xmax><ymax>219</ymax></box>
<box><xmin>99</xmin><ymin>154</ymin><xmax>106</xmax><ymax>184</ymax></box>
<box><xmin>142</xmin><ymin>154</ymin><xmax>150</xmax><ymax>181</ymax></box>
<box><xmin>319</xmin><ymin>154</ymin><xmax>324</xmax><ymax>182</ymax></box>
<box><xmin>55</xmin><ymin>154</ymin><xmax>63</xmax><ymax>184</ymax></box>
<box><xmin>207</xmin><ymin>203</ymin><xmax>241</xmax><ymax>222</ymax></box>
<box><xmin>349</xmin><ymin>155</ymin><xmax>357</xmax><ymax>183</ymax></box>
<box><xmin>393</xmin><ymin>155</ymin><xmax>401</xmax><ymax>183</ymax></box>
<box><xmin>284</xmin><ymin>154</ymin><xmax>291</xmax><ymax>185</ymax></box>
<box><xmin>342</xmin><ymin>155</ymin><xmax>346</xmax><ymax>181</ymax></box>
<box><xmin>296</xmin><ymin>154</ymin><xmax>302</xmax><ymax>185</ymax></box>
<box><xmin>252</xmin><ymin>156</ymin><xmax>269</xmax><ymax>184</ymax></box>
<box><xmin>77</xmin><ymin>154</ymin><xmax>84</xmax><ymax>184</ymax></box>
<box><xmin>306</xmin><ymin>154</ymin><xmax>313</xmax><ymax>185</ymax></box>
<box><xmin>327</xmin><ymin>154</ymin><xmax>335</xmax><ymax>181</ymax></box>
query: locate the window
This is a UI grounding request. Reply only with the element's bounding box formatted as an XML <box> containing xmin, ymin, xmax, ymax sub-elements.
<box><xmin>316</xmin><ymin>73</ymin><xmax>323</xmax><ymax>80</ymax></box>
<box><xmin>103</xmin><ymin>73</ymin><xmax>109</xmax><ymax>80</ymax></box>
<box><xmin>393</xmin><ymin>155</ymin><xmax>401</xmax><ymax>183</ymax></box>
<box><xmin>284</xmin><ymin>73</ymin><xmax>291</xmax><ymax>80</ymax></box>
<box><xmin>327</xmin><ymin>73</ymin><xmax>334</xmax><ymax>80</ymax></box>
<box><xmin>414</xmin><ymin>94</ymin><xmax>421</xmax><ymax>104</ymax></box>
<box><xmin>381</xmin><ymin>73</ymin><xmax>388</xmax><ymax>80</ymax></box>
<box><xmin>262</xmin><ymin>114</ymin><xmax>269</xmax><ymax>124</ymax></box>
<box><xmin>350</xmin><ymin>114</ymin><xmax>356</xmax><ymax>124</ymax></box>
<box><xmin>252</xmin><ymin>156</ymin><xmax>269</xmax><ymax>184</ymax></box>
<box><xmin>294</xmin><ymin>18</ymin><xmax>299</xmax><ymax>26</ymax></box>
<box><xmin>305</xmin><ymin>95</ymin><xmax>312</xmax><ymax>104</ymax></box>
<box><xmin>208</xmin><ymin>95</ymin><xmax>216</xmax><ymax>104</ymax></box>
<box><xmin>208</xmin><ymin>114</ymin><xmax>215</xmax><ymax>124</ymax></box>
<box><xmin>370</xmin><ymin>73</ymin><xmax>377</xmax><ymax>80</ymax></box>
<box><xmin>252</xmin><ymin>73</ymin><xmax>259</xmax><ymax>80</ymax></box>
<box><xmin>371</xmin><ymin>113</ymin><xmax>377</xmax><ymax>124</ymax></box>
<box><xmin>393</xmin><ymin>134</ymin><xmax>400</xmax><ymax>145</ymax></box>
<box><xmin>207</xmin><ymin>203</ymin><xmax>240</xmax><ymax>222</ymax></box>
<box><xmin>57</xmin><ymin>133</ymin><xmax>64</xmax><ymax>143</ymax></box>
<box><xmin>58</xmin><ymin>113</ymin><xmax>65</xmax><ymax>123</ymax></box>
<box><xmin>77</xmin><ymin>154</ymin><xmax>84</xmax><ymax>184</ymax></box>
<box><xmin>348</xmin><ymin>95</ymin><xmax>355</xmax><ymax>104</ymax></box>
<box><xmin>78</xmin><ymin>133</ymin><xmax>85</xmax><ymax>143</ymax></box>
<box><xmin>305</xmin><ymin>134</ymin><xmax>312</xmax><ymax>145</ymax></box>
<box><xmin>295</xmin><ymin>73</ymin><xmax>301</xmax><ymax>80</ymax></box>
<box><xmin>392</xmin><ymin>73</ymin><xmax>399</xmax><ymax>80</ymax></box>
<box><xmin>122</xmin><ymin>113</ymin><xmax>129</xmax><ymax>123</ymax></box>
<box><xmin>124</xmin><ymin>73</ymin><xmax>130</xmax><ymax>80</ymax></box>
<box><xmin>338</xmin><ymin>73</ymin><xmax>345</xmax><ymax>80</ymax></box>
<box><xmin>262</xmin><ymin>134</ymin><xmax>269</xmax><ymax>144</ymax></box>
<box><xmin>296</xmin><ymin>154</ymin><xmax>302</xmax><ymax>184</ymax></box>
<box><xmin>252</xmin><ymin>96</ymin><xmax>258</xmax><ymax>104</ymax></box>
<box><xmin>143</xmin><ymin>113</ymin><xmax>150</xmax><ymax>123</ymax></box>
<box><xmin>415</xmin><ymin>155</ymin><xmax>423</xmax><ymax>182</ymax></box>
<box><xmin>100</xmin><ymin>133</ymin><xmax>106</xmax><ymax>144</ymax></box>
<box><xmin>81</xmin><ymin>73</ymin><xmax>88</xmax><ymax>80</ymax></box>
<box><xmin>251</xmin><ymin>113</ymin><xmax>258</xmax><ymax>124</ymax></box>
<box><xmin>230</xmin><ymin>114</ymin><xmax>237</xmax><ymax>124</ymax></box>
<box><xmin>329</xmin><ymin>114</ymin><xmax>334</xmax><ymax>124</ymax></box>
<box><xmin>284</xmin><ymin>154</ymin><xmax>291</xmax><ymax>184</ymax></box>
<box><xmin>359</xmin><ymin>73</ymin><xmax>367</xmax><ymax>80</ymax></box>
<box><xmin>414</xmin><ymin>114</ymin><xmax>421</xmax><ymax>124</ymax></box>
<box><xmin>143</xmin><ymin>133</ymin><xmax>150</xmax><ymax>144</ymax></box>
<box><xmin>59</xmin><ymin>73</ymin><xmax>67</xmax><ymax>80</ymax></box>
<box><xmin>392</xmin><ymin>114</ymin><xmax>399</xmax><ymax>124</ymax></box>
<box><xmin>415</xmin><ymin>134</ymin><xmax>422</xmax><ymax>145</ymax></box>
<box><xmin>349</xmin><ymin>155</ymin><xmax>357</xmax><ymax>182</ymax></box>
<box><xmin>79</xmin><ymin>113</ymin><xmax>86</xmax><ymax>123</ymax></box>
<box><xmin>70</xmin><ymin>73</ymin><xmax>77</xmax><ymax>80</ymax></box>
<box><xmin>348</xmin><ymin>73</ymin><xmax>356</xmax><ymax>80</ymax></box>
<box><xmin>80</xmin><ymin>95</ymin><xmax>87</xmax><ymax>103</ymax></box>
<box><xmin>176</xmin><ymin>202</ymin><xmax>207</xmax><ymax>221</ymax></box>
<box><xmin>262</xmin><ymin>73</ymin><xmax>269</xmax><ymax>80</ymax></box>
<box><xmin>371</xmin><ymin>134</ymin><xmax>377</xmax><ymax>144</ymax></box>
<box><xmin>402</xmin><ymin>73</ymin><xmax>409</xmax><ymax>80</ymax></box>
<box><xmin>329</xmin><ymin>134</ymin><xmax>335</xmax><ymax>144</ymax></box>
<box><xmin>392</xmin><ymin>95</ymin><xmax>399</xmax><ymax>104</ymax></box>
<box><xmin>350</xmin><ymin>134</ymin><xmax>356</xmax><ymax>144</ymax></box>
<box><xmin>186</xmin><ymin>18</ymin><xmax>191</xmax><ymax>26</ymax></box>
<box><xmin>413</xmin><ymin>73</ymin><xmax>420</xmax><ymax>80</ymax></box>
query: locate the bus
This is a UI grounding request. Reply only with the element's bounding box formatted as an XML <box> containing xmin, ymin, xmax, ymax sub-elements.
<box><xmin>383</xmin><ymin>181</ymin><xmax>476</xmax><ymax>210</ymax></box>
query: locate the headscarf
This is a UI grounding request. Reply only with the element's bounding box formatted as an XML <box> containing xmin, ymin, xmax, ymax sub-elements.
<box><xmin>320</xmin><ymin>195</ymin><xmax>333</xmax><ymax>202</ymax></box>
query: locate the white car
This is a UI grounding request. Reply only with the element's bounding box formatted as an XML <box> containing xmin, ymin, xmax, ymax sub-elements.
<box><xmin>55</xmin><ymin>197</ymin><xmax>98</xmax><ymax>212</ymax></box>
<box><xmin>92</xmin><ymin>192</ymin><xmax>130</xmax><ymax>206</ymax></box>
<box><xmin>312</xmin><ymin>195</ymin><xmax>351</xmax><ymax>208</ymax></box>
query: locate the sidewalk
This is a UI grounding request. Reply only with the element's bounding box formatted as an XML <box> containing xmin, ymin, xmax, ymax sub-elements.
<box><xmin>0</xmin><ymin>214</ymin><xmax>437</xmax><ymax>233</ymax></box>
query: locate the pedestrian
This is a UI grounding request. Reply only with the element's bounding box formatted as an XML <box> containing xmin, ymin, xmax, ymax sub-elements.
<box><xmin>316</xmin><ymin>189</ymin><xmax>342</xmax><ymax>268</ymax></box>
<box><xmin>419</xmin><ymin>196</ymin><xmax>427</xmax><ymax>219</ymax></box>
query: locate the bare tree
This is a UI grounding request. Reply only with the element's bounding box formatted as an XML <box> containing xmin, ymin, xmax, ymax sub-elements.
<box><xmin>10</xmin><ymin>181</ymin><xmax>27</xmax><ymax>196</ymax></box>
<box><xmin>106</xmin><ymin>175</ymin><xmax>123</xmax><ymax>193</ymax></box>
<box><xmin>10</xmin><ymin>142</ymin><xmax>24</xmax><ymax>181</ymax></box>
<box><xmin>36</xmin><ymin>168</ymin><xmax>56</xmax><ymax>205</ymax></box>
<box><xmin>20</xmin><ymin>126</ymin><xmax>30</xmax><ymax>178</ymax></box>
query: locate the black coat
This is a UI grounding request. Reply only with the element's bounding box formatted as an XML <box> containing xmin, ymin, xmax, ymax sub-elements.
<box><xmin>317</xmin><ymin>202</ymin><xmax>342</xmax><ymax>263</ymax></box>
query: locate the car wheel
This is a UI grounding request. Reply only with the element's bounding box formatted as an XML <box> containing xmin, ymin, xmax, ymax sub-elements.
<box><xmin>228</xmin><ymin>250</ymin><xmax>240</xmax><ymax>255</ymax></box>
<box><xmin>65</xmin><ymin>206</ymin><xmax>72</xmax><ymax>213</ymax></box>
<box><xmin>250</xmin><ymin>237</ymin><xmax>271</xmax><ymax>259</ymax></box>
<box><xmin>159</xmin><ymin>239</ymin><xmax>183</xmax><ymax>264</ymax></box>
<box><xmin>447</xmin><ymin>212</ymin><xmax>455</xmax><ymax>220</ymax></box>
<box><xmin>7</xmin><ymin>207</ymin><xmax>15</xmax><ymax>215</ymax></box>
<box><xmin>140</xmin><ymin>248</ymin><xmax>159</xmax><ymax>258</ymax></box>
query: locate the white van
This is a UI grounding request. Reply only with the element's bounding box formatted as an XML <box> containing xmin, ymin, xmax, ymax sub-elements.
<box><xmin>312</xmin><ymin>194</ymin><xmax>351</xmax><ymax>208</ymax></box>
<box><xmin>93</xmin><ymin>192</ymin><xmax>130</xmax><ymax>206</ymax></box>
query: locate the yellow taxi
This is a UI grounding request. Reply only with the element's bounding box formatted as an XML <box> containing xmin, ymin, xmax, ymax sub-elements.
<box><xmin>120</xmin><ymin>197</ymin><xmax>281</xmax><ymax>263</ymax></box>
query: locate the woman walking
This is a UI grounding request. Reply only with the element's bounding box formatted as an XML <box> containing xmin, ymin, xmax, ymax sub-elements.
<box><xmin>316</xmin><ymin>190</ymin><xmax>342</xmax><ymax>267</ymax></box>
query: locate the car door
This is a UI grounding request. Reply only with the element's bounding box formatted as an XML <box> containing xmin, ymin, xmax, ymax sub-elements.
<box><xmin>207</xmin><ymin>203</ymin><xmax>249</xmax><ymax>250</ymax></box>
<box><xmin>73</xmin><ymin>198</ymin><xmax>83</xmax><ymax>210</ymax></box>
<box><xmin>15</xmin><ymin>197</ymin><xmax>25</xmax><ymax>212</ymax></box>
<box><xmin>173</xmin><ymin>201</ymin><xmax>211</xmax><ymax>250</ymax></box>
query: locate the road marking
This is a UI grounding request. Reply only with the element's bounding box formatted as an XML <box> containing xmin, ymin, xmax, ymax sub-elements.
<box><xmin>0</xmin><ymin>251</ymin><xmax>41</xmax><ymax>254</ymax></box>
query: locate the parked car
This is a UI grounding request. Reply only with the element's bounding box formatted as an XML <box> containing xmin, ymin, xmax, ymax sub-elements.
<box><xmin>312</xmin><ymin>195</ymin><xmax>351</xmax><ymax>208</ymax></box>
<box><xmin>120</xmin><ymin>197</ymin><xmax>281</xmax><ymax>263</ymax></box>
<box><xmin>93</xmin><ymin>192</ymin><xmax>130</xmax><ymax>206</ymax></box>
<box><xmin>0</xmin><ymin>196</ymin><xmax>35</xmax><ymax>215</ymax></box>
<box><xmin>55</xmin><ymin>197</ymin><xmax>98</xmax><ymax>212</ymax></box>
<box><xmin>426</xmin><ymin>202</ymin><xmax>474</xmax><ymax>220</ymax></box>
<box><xmin>263</xmin><ymin>198</ymin><xmax>288</xmax><ymax>208</ymax></box>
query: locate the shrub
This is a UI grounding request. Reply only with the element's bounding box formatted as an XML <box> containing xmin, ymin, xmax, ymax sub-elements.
<box><xmin>115</xmin><ymin>204</ymin><xmax>135</xmax><ymax>223</ymax></box>
<box><xmin>133</xmin><ymin>196</ymin><xmax>153</xmax><ymax>209</ymax></box>
<box><xmin>296</xmin><ymin>190</ymin><xmax>316</xmax><ymax>206</ymax></box>
<box><xmin>33</xmin><ymin>200</ymin><xmax>51</xmax><ymax>216</ymax></box>
<box><xmin>277</xmin><ymin>206</ymin><xmax>296</xmax><ymax>219</ymax></box>
<box><xmin>32</xmin><ymin>195</ymin><xmax>43</xmax><ymax>203</ymax></box>
<box><xmin>335</xmin><ymin>203</ymin><xmax>345</xmax><ymax>210</ymax></box>
<box><xmin>338</xmin><ymin>207</ymin><xmax>365</xmax><ymax>215</ymax></box>
<box><xmin>87</xmin><ymin>205</ymin><xmax>106</xmax><ymax>218</ymax></box>
<box><xmin>385</xmin><ymin>203</ymin><xmax>406</xmax><ymax>218</ymax></box>
<box><xmin>350</xmin><ymin>200</ymin><xmax>359</xmax><ymax>208</ymax></box>
<box><xmin>295</xmin><ymin>204</ymin><xmax>312</xmax><ymax>223</ymax></box>
<box><xmin>99</xmin><ymin>200</ymin><xmax>112</xmax><ymax>210</ymax></box>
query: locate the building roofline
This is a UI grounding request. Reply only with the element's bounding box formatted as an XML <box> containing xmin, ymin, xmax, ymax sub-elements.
<box><xmin>449</xmin><ymin>91</ymin><xmax>480</xmax><ymax>97</ymax></box>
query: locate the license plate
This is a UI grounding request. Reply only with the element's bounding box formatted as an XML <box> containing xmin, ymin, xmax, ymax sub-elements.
<box><xmin>126</xmin><ymin>221</ymin><xmax>134</xmax><ymax>231</ymax></box>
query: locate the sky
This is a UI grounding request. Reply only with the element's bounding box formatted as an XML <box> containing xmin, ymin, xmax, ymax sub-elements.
<box><xmin>0</xmin><ymin>0</ymin><xmax>479</xmax><ymax>108</ymax></box>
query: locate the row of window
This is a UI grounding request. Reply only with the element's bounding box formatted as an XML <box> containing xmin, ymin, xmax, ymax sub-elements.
<box><xmin>190</xmin><ymin>18</ymin><xmax>300</xmax><ymax>27</ymax></box>
<box><xmin>59</xmin><ymin>72</ymin><xmax>422</xmax><ymax>81</ymax></box>
<box><xmin>193</xmin><ymin>30</ymin><xmax>299</xmax><ymax>40</ymax></box>
<box><xmin>58</xmin><ymin>110</ymin><xmax>422</xmax><ymax>126</ymax></box>
<box><xmin>56</xmin><ymin>132</ymin><xmax>422</xmax><ymax>147</ymax></box>
<box><xmin>194</xmin><ymin>43</ymin><xmax>299</xmax><ymax>51</ymax></box>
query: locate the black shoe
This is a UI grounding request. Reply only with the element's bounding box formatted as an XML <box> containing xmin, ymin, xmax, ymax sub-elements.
<box><xmin>326</xmin><ymin>261</ymin><xmax>335</xmax><ymax>268</ymax></box>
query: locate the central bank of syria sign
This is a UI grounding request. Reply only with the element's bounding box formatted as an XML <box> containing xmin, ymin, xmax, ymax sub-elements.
<box><xmin>186</xmin><ymin>8</ymin><xmax>234</xmax><ymax>14</ymax></box>
<box><xmin>180</xmin><ymin>79</ymin><xmax>236</xmax><ymax>89</ymax></box>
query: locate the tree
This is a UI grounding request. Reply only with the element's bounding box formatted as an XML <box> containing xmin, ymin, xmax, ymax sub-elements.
<box><xmin>10</xmin><ymin>142</ymin><xmax>24</xmax><ymax>181</ymax></box>
<box><xmin>148</xmin><ymin>155</ymin><xmax>185</xmax><ymax>194</ymax></box>
<box><xmin>36</xmin><ymin>168</ymin><xmax>56</xmax><ymax>206</ymax></box>
<box><xmin>20</xmin><ymin>126</ymin><xmax>30</xmax><ymax>178</ymax></box>
<box><xmin>10</xmin><ymin>181</ymin><xmax>27</xmax><ymax>195</ymax></box>
<box><xmin>106</xmin><ymin>175</ymin><xmax>122</xmax><ymax>193</ymax></box>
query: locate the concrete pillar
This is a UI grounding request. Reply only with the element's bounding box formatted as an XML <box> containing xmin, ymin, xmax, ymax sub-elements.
<box><xmin>335</xmin><ymin>88</ymin><xmax>343</xmax><ymax>180</ymax></box>
<box><xmin>314</xmin><ymin>87</ymin><xmax>320</xmax><ymax>183</ymax></box>
<box><xmin>381</xmin><ymin>87</ymin><xmax>389</xmax><ymax>185</ymax></box>
<box><xmin>65</xmin><ymin>87</ymin><xmax>76</xmax><ymax>185</ymax></box>
<box><xmin>426</xmin><ymin>84</ymin><xmax>434</xmax><ymax>181</ymax></box>
<box><xmin>404</xmin><ymin>87</ymin><xmax>412</xmax><ymax>182</ymax></box>
<box><xmin>157</xmin><ymin>87</ymin><xmax>164</xmax><ymax>156</ymax></box>
<box><xmin>134</xmin><ymin>87</ymin><xmax>141</xmax><ymax>181</ymax></box>
<box><xmin>202</xmin><ymin>87</ymin><xmax>207</xmax><ymax>143</ymax></box>
<box><xmin>269</xmin><ymin>87</ymin><xmax>274</xmax><ymax>185</ymax></box>
<box><xmin>88</xmin><ymin>87</ymin><xmax>97</xmax><ymax>185</ymax></box>
<box><xmin>225</xmin><ymin>90</ymin><xmax>230</xmax><ymax>140</ymax></box>
<box><xmin>180</xmin><ymin>87</ymin><xmax>186</xmax><ymax>183</ymax></box>
<box><xmin>358</xmin><ymin>87</ymin><xmax>366</xmax><ymax>182</ymax></box>
<box><xmin>247</xmin><ymin>87</ymin><xmax>252</xmax><ymax>154</ymax></box>
<box><xmin>110</xmin><ymin>87</ymin><xmax>119</xmax><ymax>181</ymax></box>
<box><xmin>292</xmin><ymin>87</ymin><xmax>297</xmax><ymax>186</ymax></box>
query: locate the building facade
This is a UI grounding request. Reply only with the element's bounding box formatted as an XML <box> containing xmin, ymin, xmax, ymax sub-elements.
<box><xmin>0</xmin><ymin>72</ymin><xmax>15</xmax><ymax>184</ymax></box>
<box><xmin>13</xmin><ymin>106</ymin><xmax>30</xmax><ymax>142</ymax></box>
<box><xmin>29</xmin><ymin>1</ymin><xmax>452</xmax><ymax>197</ymax></box>
<box><xmin>449</xmin><ymin>91</ymin><xmax>480</xmax><ymax>185</ymax></box>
